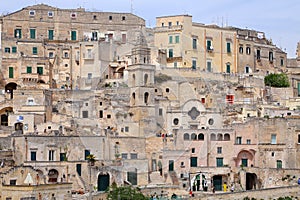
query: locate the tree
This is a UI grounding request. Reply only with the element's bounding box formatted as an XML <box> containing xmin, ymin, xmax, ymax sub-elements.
<box><xmin>264</xmin><ymin>73</ymin><xmax>290</xmax><ymax>87</ymax></box>
<box><xmin>107</xmin><ymin>183</ymin><xmax>148</xmax><ymax>200</ymax></box>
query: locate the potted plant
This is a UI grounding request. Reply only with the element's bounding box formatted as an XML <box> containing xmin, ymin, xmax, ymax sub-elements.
<box><xmin>86</xmin><ymin>154</ymin><xmax>96</xmax><ymax>166</ymax></box>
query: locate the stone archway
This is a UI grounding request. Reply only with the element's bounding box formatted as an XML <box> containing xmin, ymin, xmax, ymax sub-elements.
<box><xmin>246</xmin><ymin>173</ymin><xmax>258</xmax><ymax>190</ymax></box>
<box><xmin>97</xmin><ymin>173</ymin><xmax>110</xmax><ymax>191</ymax></box>
<box><xmin>5</xmin><ymin>82</ymin><xmax>17</xmax><ymax>99</ymax></box>
<box><xmin>48</xmin><ymin>169</ymin><xmax>59</xmax><ymax>183</ymax></box>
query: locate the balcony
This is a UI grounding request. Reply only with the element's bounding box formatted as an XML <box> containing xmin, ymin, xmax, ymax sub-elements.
<box><xmin>154</xmin><ymin>25</ymin><xmax>183</xmax><ymax>33</ymax></box>
<box><xmin>167</xmin><ymin>56</ymin><xmax>182</xmax><ymax>63</ymax></box>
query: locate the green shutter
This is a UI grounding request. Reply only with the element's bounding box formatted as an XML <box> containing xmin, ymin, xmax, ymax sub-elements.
<box><xmin>9</xmin><ymin>67</ymin><xmax>14</xmax><ymax>78</ymax></box>
<box><xmin>298</xmin><ymin>83</ymin><xmax>300</xmax><ymax>96</ymax></box>
<box><xmin>14</xmin><ymin>29</ymin><xmax>22</xmax><ymax>38</ymax></box>
<box><xmin>12</xmin><ymin>47</ymin><xmax>17</xmax><ymax>53</ymax></box>
<box><xmin>216</xmin><ymin>158</ymin><xmax>223</xmax><ymax>167</ymax></box>
<box><xmin>37</xmin><ymin>67</ymin><xmax>43</xmax><ymax>75</ymax></box>
<box><xmin>175</xmin><ymin>35</ymin><xmax>180</xmax><ymax>43</ymax></box>
<box><xmin>226</xmin><ymin>64</ymin><xmax>230</xmax><ymax>73</ymax></box>
<box><xmin>227</xmin><ymin>42</ymin><xmax>231</xmax><ymax>53</ymax></box>
<box><xmin>207</xmin><ymin>40</ymin><xmax>211</xmax><ymax>50</ymax></box>
<box><xmin>32</xmin><ymin>47</ymin><xmax>38</xmax><ymax>55</ymax></box>
<box><xmin>27</xmin><ymin>66</ymin><xmax>32</xmax><ymax>73</ymax></box>
<box><xmin>169</xmin><ymin>35</ymin><xmax>173</xmax><ymax>43</ymax></box>
<box><xmin>30</xmin><ymin>29</ymin><xmax>36</xmax><ymax>39</ymax></box>
<box><xmin>71</xmin><ymin>31</ymin><xmax>77</xmax><ymax>40</ymax></box>
<box><xmin>168</xmin><ymin>49</ymin><xmax>173</xmax><ymax>58</ymax></box>
<box><xmin>190</xmin><ymin>157</ymin><xmax>197</xmax><ymax>167</ymax></box>
<box><xmin>48</xmin><ymin>30</ymin><xmax>54</xmax><ymax>40</ymax></box>
<box><xmin>168</xmin><ymin>160</ymin><xmax>174</xmax><ymax>171</ymax></box>
<box><xmin>241</xmin><ymin>159</ymin><xmax>248</xmax><ymax>167</ymax></box>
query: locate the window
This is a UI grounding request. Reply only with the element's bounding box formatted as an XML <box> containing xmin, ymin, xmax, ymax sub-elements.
<box><xmin>9</xmin><ymin>67</ymin><xmax>14</xmax><ymax>78</ymax></box>
<box><xmin>48</xmin><ymin>30</ymin><xmax>54</xmax><ymax>40</ymax></box>
<box><xmin>192</xmin><ymin>38</ymin><xmax>197</xmax><ymax>49</ymax></box>
<box><xmin>168</xmin><ymin>49</ymin><xmax>173</xmax><ymax>58</ymax></box>
<box><xmin>192</xmin><ymin>59</ymin><xmax>196</xmax><ymax>70</ymax></box>
<box><xmin>269</xmin><ymin>51</ymin><xmax>273</xmax><ymax>62</ymax></box>
<box><xmin>184</xmin><ymin>133</ymin><xmax>189</xmax><ymax>140</ymax></box>
<box><xmin>173</xmin><ymin>118</ymin><xmax>179</xmax><ymax>125</ymax></box>
<box><xmin>49</xmin><ymin>150</ymin><xmax>55</xmax><ymax>161</ymax></box>
<box><xmin>48</xmin><ymin>11</ymin><xmax>54</xmax><ymax>17</ymax></box>
<box><xmin>121</xmin><ymin>153</ymin><xmax>128</xmax><ymax>159</ymax></box>
<box><xmin>122</xmin><ymin>34</ymin><xmax>126</xmax><ymax>43</ymax></box>
<box><xmin>226</xmin><ymin>63</ymin><xmax>231</xmax><ymax>73</ymax></box>
<box><xmin>241</xmin><ymin>159</ymin><xmax>248</xmax><ymax>167</ymax></box>
<box><xmin>277</xmin><ymin>160</ymin><xmax>282</xmax><ymax>169</ymax></box>
<box><xmin>257</xmin><ymin>49</ymin><xmax>261</xmax><ymax>60</ymax></box>
<box><xmin>49</xmin><ymin>52</ymin><xmax>54</xmax><ymax>58</ymax></box>
<box><xmin>107</xmin><ymin>114</ymin><xmax>111</xmax><ymax>119</ymax></box>
<box><xmin>226</xmin><ymin>42</ymin><xmax>231</xmax><ymax>53</ymax></box>
<box><xmin>175</xmin><ymin>35</ymin><xmax>179</xmax><ymax>43</ymax></box>
<box><xmin>207</xmin><ymin>60</ymin><xmax>212</xmax><ymax>72</ymax></box>
<box><xmin>70</xmin><ymin>13</ymin><xmax>77</xmax><ymax>18</ymax></box>
<box><xmin>217</xmin><ymin>147</ymin><xmax>222</xmax><ymax>154</ymax></box>
<box><xmin>30</xmin><ymin>151</ymin><xmax>36</xmax><ymax>161</ymax></box>
<box><xmin>88</xmin><ymin>73</ymin><xmax>92</xmax><ymax>79</ymax></box>
<box><xmin>60</xmin><ymin>153</ymin><xmax>67</xmax><ymax>161</ymax></box>
<box><xmin>159</xmin><ymin>108</ymin><xmax>163</xmax><ymax>116</ymax></box>
<box><xmin>216</xmin><ymin>158</ymin><xmax>223</xmax><ymax>167</ymax></box>
<box><xmin>245</xmin><ymin>66</ymin><xmax>250</xmax><ymax>73</ymax></box>
<box><xmin>37</xmin><ymin>67</ymin><xmax>43</xmax><ymax>75</ymax></box>
<box><xmin>206</xmin><ymin>40</ymin><xmax>212</xmax><ymax>51</ymax></box>
<box><xmin>191</xmin><ymin>148</ymin><xmax>195</xmax><ymax>153</ymax></box>
<box><xmin>100</xmin><ymin>102</ymin><xmax>102</xmax><ymax>106</ymax></box>
<box><xmin>27</xmin><ymin>66</ymin><xmax>32</xmax><ymax>73</ymax></box>
<box><xmin>27</xmin><ymin>98</ymin><xmax>34</xmax><ymax>105</ymax></box>
<box><xmin>198</xmin><ymin>133</ymin><xmax>204</xmax><ymax>140</ymax></box>
<box><xmin>84</xmin><ymin>150</ymin><xmax>90</xmax><ymax>160</ymax></box>
<box><xmin>99</xmin><ymin>110</ymin><xmax>103</xmax><ymax>118</ymax></box>
<box><xmin>64</xmin><ymin>52</ymin><xmax>69</xmax><ymax>58</ymax></box>
<box><xmin>166</xmin><ymin>88</ymin><xmax>170</xmax><ymax>93</ymax></box>
<box><xmin>12</xmin><ymin>47</ymin><xmax>17</xmax><ymax>53</ymax></box>
<box><xmin>29</xmin><ymin>10</ymin><xmax>35</xmax><ymax>16</ymax></box>
<box><xmin>280</xmin><ymin>58</ymin><xmax>284</xmax><ymax>66</ymax></box>
<box><xmin>190</xmin><ymin>157</ymin><xmax>197</xmax><ymax>167</ymax></box>
<box><xmin>32</xmin><ymin>47</ymin><xmax>38</xmax><ymax>55</ymax></box>
<box><xmin>9</xmin><ymin>180</ymin><xmax>16</xmax><ymax>185</ymax></box>
<box><xmin>122</xmin><ymin>16</ymin><xmax>126</xmax><ymax>21</ymax></box>
<box><xmin>144</xmin><ymin>92</ymin><xmax>149</xmax><ymax>104</ymax></box>
<box><xmin>109</xmin><ymin>16</ymin><xmax>112</xmax><ymax>20</ymax></box>
<box><xmin>125</xmin><ymin>126</ymin><xmax>129</xmax><ymax>132</ymax></box>
<box><xmin>4</xmin><ymin>47</ymin><xmax>10</xmax><ymax>53</ymax></box>
<box><xmin>161</xmin><ymin>23</ymin><xmax>164</xmax><ymax>27</ymax></box>
<box><xmin>246</xmin><ymin>47</ymin><xmax>251</xmax><ymax>55</ymax></box>
<box><xmin>174</xmin><ymin>62</ymin><xmax>177</xmax><ymax>68</ymax></box>
<box><xmin>130</xmin><ymin>153</ymin><xmax>137</xmax><ymax>159</ymax></box>
<box><xmin>246</xmin><ymin>139</ymin><xmax>251</xmax><ymax>144</ymax></box>
<box><xmin>208</xmin><ymin>118</ymin><xmax>214</xmax><ymax>125</ymax></box>
<box><xmin>14</xmin><ymin>29</ymin><xmax>22</xmax><ymax>38</ymax></box>
<box><xmin>71</xmin><ymin>30</ymin><xmax>77</xmax><ymax>41</ymax></box>
<box><xmin>271</xmin><ymin>134</ymin><xmax>276</xmax><ymax>144</ymax></box>
<box><xmin>236</xmin><ymin>137</ymin><xmax>242</xmax><ymax>144</ymax></box>
<box><xmin>82</xmin><ymin>111</ymin><xmax>88</xmax><ymax>118</ymax></box>
<box><xmin>30</xmin><ymin>29</ymin><xmax>36</xmax><ymax>39</ymax></box>
<box><xmin>168</xmin><ymin>22</ymin><xmax>172</xmax><ymax>27</ymax></box>
<box><xmin>169</xmin><ymin>35</ymin><xmax>173</xmax><ymax>44</ymax></box>
<box><xmin>271</xmin><ymin>152</ymin><xmax>275</xmax><ymax>157</ymax></box>
<box><xmin>239</xmin><ymin>46</ymin><xmax>243</xmax><ymax>54</ymax></box>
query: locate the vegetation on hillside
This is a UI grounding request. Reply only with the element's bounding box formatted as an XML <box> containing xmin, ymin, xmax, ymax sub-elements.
<box><xmin>264</xmin><ymin>73</ymin><xmax>290</xmax><ymax>87</ymax></box>
<box><xmin>107</xmin><ymin>182</ymin><xmax>148</xmax><ymax>200</ymax></box>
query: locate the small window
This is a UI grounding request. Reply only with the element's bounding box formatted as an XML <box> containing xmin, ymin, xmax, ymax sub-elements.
<box><xmin>31</xmin><ymin>151</ymin><xmax>37</xmax><ymax>161</ymax></box>
<box><xmin>271</xmin><ymin>152</ymin><xmax>275</xmax><ymax>157</ymax></box>
<box><xmin>280</xmin><ymin>58</ymin><xmax>284</xmax><ymax>66</ymax></box>
<box><xmin>175</xmin><ymin>35</ymin><xmax>180</xmax><ymax>43</ymax></box>
<box><xmin>37</xmin><ymin>67</ymin><xmax>43</xmax><ymax>75</ymax></box>
<box><xmin>32</xmin><ymin>47</ymin><xmax>38</xmax><ymax>55</ymax></box>
<box><xmin>271</xmin><ymin>134</ymin><xmax>276</xmax><ymax>144</ymax></box>
<box><xmin>93</xmin><ymin>15</ymin><xmax>97</xmax><ymax>20</ymax></box>
<box><xmin>64</xmin><ymin>52</ymin><xmax>69</xmax><ymax>58</ymax></box>
<box><xmin>168</xmin><ymin>22</ymin><xmax>172</xmax><ymax>27</ymax></box>
<box><xmin>208</xmin><ymin>118</ymin><xmax>214</xmax><ymax>125</ymax></box>
<box><xmin>88</xmin><ymin>73</ymin><xmax>92</xmax><ymax>79</ymax></box>
<box><xmin>193</xmin><ymin>38</ymin><xmax>197</xmax><ymax>49</ymax></box>
<box><xmin>125</xmin><ymin>126</ymin><xmax>129</xmax><ymax>132</ymax></box>
<box><xmin>239</xmin><ymin>46</ymin><xmax>243</xmax><ymax>54</ymax></box>
<box><xmin>246</xmin><ymin>139</ymin><xmax>251</xmax><ymax>144</ymax></box>
<box><xmin>257</xmin><ymin>49</ymin><xmax>261</xmax><ymax>60</ymax></box>
<box><xmin>166</xmin><ymin>88</ymin><xmax>170</xmax><ymax>93</ymax></box>
<box><xmin>85</xmin><ymin>103</ymin><xmax>88</xmax><ymax>106</ymax></box>
<box><xmin>109</xmin><ymin>16</ymin><xmax>112</xmax><ymax>20</ymax></box>
<box><xmin>168</xmin><ymin>49</ymin><xmax>173</xmax><ymax>58</ymax></box>
<box><xmin>161</xmin><ymin>23</ymin><xmax>164</xmax><ymax>27</ymax></box>
<box><xmin>246</xmin><ymin>47</ymin><xmax>251</xmax><ymax>55</ymax></box>
<box><xmin>121</xmin><ymin>153</ymin><xmax>128</xmax><ymax>159</ymax></box>
<box><xmin>217</xmin><ymin>147</ymin><xmax>222</xmax><ymax>154</ymax></box>
<box><xmin>12</xmin><ymin>47</ymin><xmax>17</xmax><ymax>53</ymax></box>
<box><xmin>173</xmin><ymin>118</ymin><xmax>179</xmax><ymax>125</ymax></box>
<box><xmin>190</xmin><ymin>157</ymin><xmax>197</xmax><ymax>167</ymax></box>
<box><xmin>10</xmin><ymin>180</ymin><xmax>17</xmax><ymax>185</ymax></box>
<box><xmin>107</xmin><ymin>114</ymin><xmax>111</xmax><ymax>119</ymax></box>
<box><xmin>99</xmin><ymin>110</ymin><xmax>103</xmax><ymax>118</ymax></box>
<box><xmin>27</xmin><ymin>66</ymin><xmax>32</xmax><ymax>74</ymax></box>
<box><xmin>216</xmin><ymin>158</ymin><xmax>223</xmax><ymax>167</ymax></box>
<box><xmin>191</xmin><ymin>148</ymin><xmax>195</xmax><ymax>153</ymax></box>
<box><xmin>192</xmin><ymin>59</ymin><xmax>196</xmax><ymax>70</ymax></box>
<box><xmin>49</xmin><ymin>52</ymin><xmax>54</xmax><ymax>58</ymax></box>
<box><xmin>4</xmin><ymin>47</ymin><xmax>10</xmax><ymax>53</ymax></box>
<box><xmin>159</xmin><ymin>108</ymin><xmax>163</xmax><ymax>116</ymax></box>
<box><xmin>226</xmin><ymin>42</ymin><xmax>231</xmax><ymax>53</ymax></box>
<box><xmin>49</xmin><ymin>150</ymin><xmax>55</xmax><ymax>161</ymax></box>
<box><xmin>236</xmin><ymin>137</ymin><xmax>242</xmax><ymax>144</ymax></box>
<box><xmin>70</xmin><ymin>13</ymin><xmax>77</xmax><ymax>19</ymax></box>
<box><xmin>82</xmin><ymin>111</ymin><xmax>88</xmax><ymax>118</ymax></box>
<box><xmin>276</xmin><ymin>160</ymin><xmax>282</xmax><ymax>169</ymax></box>
<box><xmin>130</xmin><ymin>153</ymin><xmax>137</xmax><ymax>159</ymax></box>
<box><xmin>29</xmin><ymin>10</ymin><xmax>35</xmax><ymax>16</ymax></box>
<box><xmin>100</xmin><ymin>102</ymin><xmax>102</xmax><ymax>106</ymax></box>
<box><xmin>269</xmin><ymin>51</ymin><xmax>274</xmax><ymax>62</ymax></box>
<box><xmin>122</xmin><ymin>16</ymin><xmax>126</xmax><ymax>21</ymax></box>
<box><xmin>48</xmin><ymin>11</ymin><xmax>54</xmax><ymax>17</ymax></box>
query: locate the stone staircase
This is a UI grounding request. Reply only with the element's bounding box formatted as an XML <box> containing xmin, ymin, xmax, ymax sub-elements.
<box><xmin>169</xmin><ymin>171</ymin><xmax>180</xmax><ymax>185</ymax></box>
<box><xmin>149</xmin><ymin>171</ymin><xmax>165</xmax><ymax>186</ymax></box>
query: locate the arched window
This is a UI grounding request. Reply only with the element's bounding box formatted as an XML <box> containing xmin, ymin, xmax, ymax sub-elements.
<box><xmin>198</xmin><ymin>133</ymin><xmax>204</xmax><ymax>141</ymax></box>
<box><xmin>173</xmin><ymin>118</ymin><xmax>179</xmax><ymax>125</ymax></box>
<box><xmin>144</xmin><ymin>92</ymin><xmax>149</xmax><ymax>104</ymax></box>
<box><xmin>144</xmin><ymin>74</ymin><xmax>148</xmax><ymax>85</ymax></box>
<box><xmin>183</xmin><ymin>133</ymin><xmax>190</xmax><ymax>140</ymax></box>
<box><xmin>191</xmin><ymin>133</ymin><xmax>197</xmax><ymax>140</ymax></box>
<box><xmin>211</xmin><ymin>133</ymin><xmax>216</xmax><ymax>141</ymax></box>
<box><xmin>246</xmin><ymin>47</ymin><xmax>251</xmax><ymax>55</ymax></box>
<box><xmin>217</xmin><ymin>133</ymin><xmax>223</xmax><ymax>141</ymax></box>
<box><xmin>132</xmin><ymin>92</ymin><xmax>135</xmax><ymax>105</ymax></box>
<box><xmin>224</xmin><ymin>133</ymin><xmax>230</xmax><ymax>141</ymax></box>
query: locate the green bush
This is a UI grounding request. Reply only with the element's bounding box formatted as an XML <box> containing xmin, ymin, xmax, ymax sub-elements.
<box><xmin>264</xmin><ymin>73</ymin><xmax>290</xmax><ymax>87</ymax></box>
<box><xmin>107</xmin><ymin>183</ymin><xmax>148</xmax><ymax>200</ymax></box>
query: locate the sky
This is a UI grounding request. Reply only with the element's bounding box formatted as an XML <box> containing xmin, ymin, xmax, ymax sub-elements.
<box><xmin>1</xmin><ymin>0</ymin><xmax>299</xmax><ymax>58</ymax></box>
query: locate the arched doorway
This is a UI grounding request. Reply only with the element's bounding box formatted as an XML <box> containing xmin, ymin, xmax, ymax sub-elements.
<box><xmin>1</xmin><ymin>114</ymin><xmax>8</xmax><ymax>126</ymax></box>
<box><xmin>48</xmin><ymin>169</ymin><xmax>59</xmax><ymax>183</ymax></box>
<box><xmin>246</xmin><ymin>173</ymin><xmax>257</xmax><ymax>190</ymax></box>
<box><xmin>5</xmin><ymin>82</ymin><xmax>17</xmax><ymax>99</ymax></box>
<box><xmin>14</xmin><ymin>122</ymin><xmax>23</xmax><ymax>134</ymax></box>
<box><xmin>97</xmin><ymin>174</ymin><xmax>110</xmax><ymax>191</ymax></box>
